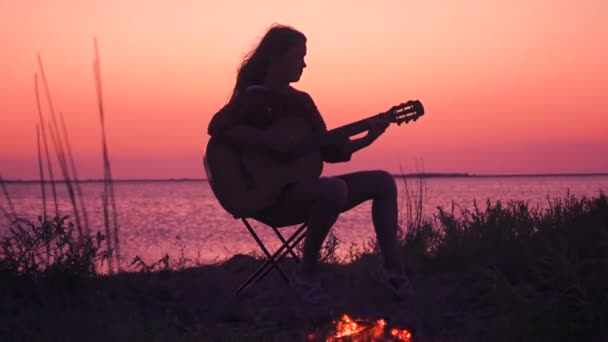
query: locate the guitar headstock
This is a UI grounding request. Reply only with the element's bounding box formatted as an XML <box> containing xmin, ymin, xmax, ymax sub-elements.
<box><xmin>386</xmin><ymin>100</ymin><xmax>425</xmax><ymax>125</ymax></box>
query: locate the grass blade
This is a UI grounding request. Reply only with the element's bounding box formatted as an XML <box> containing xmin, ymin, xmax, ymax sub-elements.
<box><xmin>34</xmin><ymin>73</ymin><xmax>59</xmax><ymax>218</ymax></box>
<box><xmin>47</xmin><ymin>123</ymin><xmax>82</xmax><ymax>236</ymax></box>
<box><xmin>93</xmin><ymin>38</ymin><xmax>121</xmax><ymax>271</ymax></box>
<box><xmin>36</xmin><ymin>124</ymin><xmax>47</xmax><ymax>220</ymax></box>
<box><xmin>37</xmin><ymin>55</ymin><xmax>83</xmax><ymax>235</ymax></box>
<box><xmin>0</xmin><ymin>174</ymin><xmax>18</xmax><ymax>222</ymax></box>
<box><xmin>59</xmin><ymin>111</ymin><xmax>90</xmax><ymax>236</ymax></box>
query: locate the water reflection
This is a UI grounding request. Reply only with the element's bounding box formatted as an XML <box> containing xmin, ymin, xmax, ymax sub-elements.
<box><xmin>2</xmin><ymin>176</ymin><xmax>607</xmax><ymax>265</ymax></box>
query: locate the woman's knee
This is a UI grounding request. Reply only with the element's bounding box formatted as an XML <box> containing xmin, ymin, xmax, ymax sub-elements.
<box><xmin>371</xmin><ymin>170</ymin><xmax>397</xmax><ymax>196</ymax></box>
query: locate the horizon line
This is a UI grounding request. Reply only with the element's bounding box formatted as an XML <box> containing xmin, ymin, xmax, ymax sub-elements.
<box><xmin>2</xmin><ymin>172</ymin><xmax>608</xmax><ymax>183</ymax></box>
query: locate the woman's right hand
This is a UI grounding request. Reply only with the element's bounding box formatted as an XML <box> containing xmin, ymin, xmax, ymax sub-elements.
<box><xmin>223</xmin><ymin>125</ymin><xmax>298</xmax><ymax>159</ymax></box>
<box><xmin>263</xmin><ymin>133</ymin><xmax>299</xmax><ymax>159</ymax></box>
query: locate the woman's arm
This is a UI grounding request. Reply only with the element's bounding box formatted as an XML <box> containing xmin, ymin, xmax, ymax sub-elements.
<box><xmin>299</xmin><ymin>90</ymin><xmax>390</xmax><ymax>163</ymax></box>
<box><xmin>322</xmin><ymin>116</ymin><xmax>389</xmax><ymax>162</ymax></box>
<box><xmin>208</xmin><ymin>91</ymin><xmax>273</xmax><ymax>148</ymax></box>
<box><xmin>220</xmin><ymin>124</ymin><xmax>272</xmax><ymax>148</ymax></box>
<box><xmin>321</xmin><ymin>134</ymin><xmax>373</xmax><ymax>163</ymax></box>
<box><xmin>344</xmin><ymin>135</ymin><xmax>374</xmax><ymax>155</ymax></box>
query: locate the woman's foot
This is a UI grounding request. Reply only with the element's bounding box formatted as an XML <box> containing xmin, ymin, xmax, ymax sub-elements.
<box><xmin>381</xmin><ymin>269</ymin><xmax>416</xmax><ymax>300</ymax></box>
<box><xmin>290</xmin><ymin>271</ymin><xmax>331</xmax><ymax>306</ymax></box>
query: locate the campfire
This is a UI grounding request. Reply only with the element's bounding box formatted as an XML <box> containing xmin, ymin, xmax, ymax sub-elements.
<box><xmin>308</xmin><ymin>313</ymin><xmax>412</xmax><ymax>342</ymax></box>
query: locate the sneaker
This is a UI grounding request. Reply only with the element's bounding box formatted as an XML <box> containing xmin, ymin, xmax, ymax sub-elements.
<box><xmin>381</xmin><ymin>269</ymin><xmax>416</xmax><ymax>300</ymax></box>
<box><xmin>290</xmin><ymin>272</ymin><xmax>331</xmax><ymax>306</ymax></box>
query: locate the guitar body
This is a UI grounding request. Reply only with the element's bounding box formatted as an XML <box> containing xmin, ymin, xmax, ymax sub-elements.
<box><xmin>204</xmin><ymin>116</ymin><xmax>323</xmax><ymax>218</ymax></box>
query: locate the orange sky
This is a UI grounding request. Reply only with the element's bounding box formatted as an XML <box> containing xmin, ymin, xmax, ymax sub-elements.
<box><xmin>1</xmin><ymin>0</ymin><xmax>607</xmax><ymax>179</ymax></box>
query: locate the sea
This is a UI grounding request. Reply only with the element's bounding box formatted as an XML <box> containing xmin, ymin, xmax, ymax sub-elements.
<box><xmin>2</xmin><ymin>175</ymin><xmax>607</xmax><ymax>266</ymax></box>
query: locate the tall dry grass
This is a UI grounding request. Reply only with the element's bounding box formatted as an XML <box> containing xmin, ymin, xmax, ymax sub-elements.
<box><xmin>37</xmin><ymin>55</ymin><xmax>85</xmax><ymax>236</ymax></box>
<box><xmin>36</xmin><ymin>125</ymin><xmax>47</xmax><ymax>220</ymax></box>
<box><xmin>94</xmin><ymin>38</ymin><xmax>121</xmax><ymax>273</ymax></box>
<box><xmin>0</xmin><ymin>40</ymin><xmax>121</xmax><ymax>274</ymax></box>
<box><xmin>34</xmin><ymin>74</ymin><xmax>59</xmax><ymax>218</ymax></box>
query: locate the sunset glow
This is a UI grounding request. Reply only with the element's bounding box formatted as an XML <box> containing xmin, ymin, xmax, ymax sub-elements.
<box><xmin>1</xmin><ymin>0</ymin><xmax>607</xmax><ymax>179</ymax></box>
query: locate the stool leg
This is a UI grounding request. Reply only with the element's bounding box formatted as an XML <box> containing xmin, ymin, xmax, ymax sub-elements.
<box><xmin>236</xmin><ymin>218</ymin><xmax>290</xmax><ymax>295</ymax></box>
<box><xmin>242</xmin><ymin>223</ymin><xmax>307</xmax><ymax>288</ymax></box>
<box><xmin>271</xmin><ymin>225</ymin><xmax>302</xmax><ymax>263</ymax></box>
<box><xmin>235</xmin><ymin>221</ymin><xmax>308</xmax><ymax>295</ymax></box>
<box><xmin>255</xmin><ymin>227</ymin><xmax>307</xmax><ymax>285</ymax></box>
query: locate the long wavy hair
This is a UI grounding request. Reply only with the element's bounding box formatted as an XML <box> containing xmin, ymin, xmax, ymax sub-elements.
<box><xmin>230</xmin><ymin>24</ymin><xmax>306</xmax><ymax>101</ymax></box>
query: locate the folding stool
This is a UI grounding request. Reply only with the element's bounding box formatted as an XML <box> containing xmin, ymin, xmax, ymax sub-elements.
<box><xmin>202</xmin><ymin>155</ymin><xmax>308</xmax><ymax>295</ymax></box>
<box><xmin>234</xmin><ymin>217</ymin><xmax>307</xmax><ymax>295</ymax></box>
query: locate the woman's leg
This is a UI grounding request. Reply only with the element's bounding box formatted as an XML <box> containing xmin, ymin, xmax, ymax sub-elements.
<box><xmin>255</xmin><ymin>176</ymin><xmax>348</xmax><ymax>280</ymax></box>
<box><xmin>336</xmin><ymin>170</ymin><xmax>403</xmax><ymax>273</ymax></box>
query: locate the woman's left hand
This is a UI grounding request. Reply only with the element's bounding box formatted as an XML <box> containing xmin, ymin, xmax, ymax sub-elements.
<box><xmin>366</xmin><ymin>116</ymin><xmax>391</xmax><ymax>140</ymax></box>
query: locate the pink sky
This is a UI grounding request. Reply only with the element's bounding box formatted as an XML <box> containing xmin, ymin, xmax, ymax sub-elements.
<box><xmin>1</xmin><ymin>0</ymin><xmax>607</xmax><ymax>179</ymax></box>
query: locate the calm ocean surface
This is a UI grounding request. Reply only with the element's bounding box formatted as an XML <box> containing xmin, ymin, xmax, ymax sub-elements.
<box><xmin>2</xmin><ymin>175</ymin><xmax>608</xmax><ymax>265</ymax></box>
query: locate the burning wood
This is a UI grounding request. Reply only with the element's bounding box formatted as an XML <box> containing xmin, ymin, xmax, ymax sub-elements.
<box><xmin>308</xmin><ymin>313</ymin><xmax>412</xmax><ymax>342</ymax></box>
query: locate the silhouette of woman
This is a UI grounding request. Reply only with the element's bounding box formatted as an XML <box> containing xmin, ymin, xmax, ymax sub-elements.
<box><xmin>207</xmin><ymin>24</ymin><xmax>414</xmax><ymax>304</ymax></box>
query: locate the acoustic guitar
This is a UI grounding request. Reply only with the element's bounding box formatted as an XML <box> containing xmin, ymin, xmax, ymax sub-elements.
<box><xmin>204</xmin><ymin>100</ymin><xmax>425</xmax><ymax>218</ymax></box>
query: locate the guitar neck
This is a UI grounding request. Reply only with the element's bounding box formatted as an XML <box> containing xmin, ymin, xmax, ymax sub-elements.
<box><xmin>289</xmin><ymin>99</ymin><xmax>424</xmax><ymax>157</ymax></box>
<box><xmin>292</xmin><ymin>112</ymin><xmax>389</xmax><ymax>157</ymax></box>
<box><xmin>326</xmin><ymin>112</ymin><xmax>388</xmax><ymax>140</ymax></box>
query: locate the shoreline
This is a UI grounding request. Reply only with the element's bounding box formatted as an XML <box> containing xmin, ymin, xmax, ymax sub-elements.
<box><xmin>3</xmin><ymin>172</ymin><xmax>608</xmax><ymax>183</ymax></box>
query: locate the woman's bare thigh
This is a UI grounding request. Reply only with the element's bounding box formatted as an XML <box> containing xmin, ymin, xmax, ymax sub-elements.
<box><xmin>253</xmin><ymin>170</ymin><xmax>394</xmax><ymax>227</ymax></box>
<box><xmin>254</xmin><ymin>176</ymin><xmax>347</xmax><ymax>227</ymax></box>
<box><xmin>336</xmin><ymin>170</ymin><xmax>397</xmax><ymax>211</ymax></box>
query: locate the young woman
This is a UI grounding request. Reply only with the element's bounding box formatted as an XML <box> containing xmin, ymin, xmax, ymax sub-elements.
<box><xmin>207</xmin><ymin>24</ymin><xmax>414</xmax><ymax>304</ymax></box>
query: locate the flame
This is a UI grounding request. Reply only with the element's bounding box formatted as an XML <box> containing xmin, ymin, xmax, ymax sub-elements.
<box><xmin>391</xmin><ymin>328</ymin><xmax>412</xmax><ymax>341</ymax></box>
<box><xmin>332</xmin><ymin>314</ymin><xmax>368</xmax><ymax>338</ymax></box>
<box><xmin>320</xmin><ymin>314</ymin><xmax>412</xmax><ymax>342</ymax></box>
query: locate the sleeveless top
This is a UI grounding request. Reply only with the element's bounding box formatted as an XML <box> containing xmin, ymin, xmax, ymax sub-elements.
<box><xmin>207</xmin><ymin>86</ymin><xmax>351</xmax><ymax>163</ymax></box>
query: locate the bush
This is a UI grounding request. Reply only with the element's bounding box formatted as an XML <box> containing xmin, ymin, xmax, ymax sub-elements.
<box><xmin>402</xmin><ymin>192</ymin><xmax>608</xmax><ymax>340</ymax></box>
<box><xmin>0</xmin><ymin>215</ymin><xmax>110</xmax><ymax>278</ymax></box>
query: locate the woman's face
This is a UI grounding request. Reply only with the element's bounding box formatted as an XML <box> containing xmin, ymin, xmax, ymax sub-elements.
<box><xmin>273</xmin><ymin>40</ymin><xmax>307</xmax><ymax>83</ymax></box>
